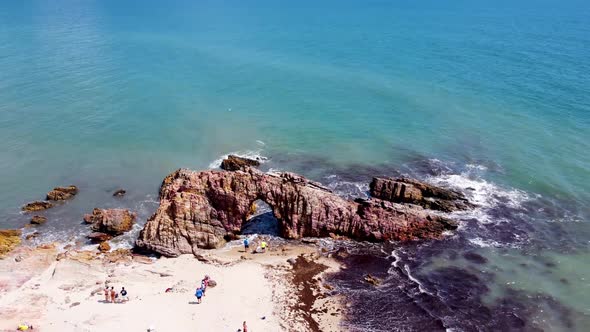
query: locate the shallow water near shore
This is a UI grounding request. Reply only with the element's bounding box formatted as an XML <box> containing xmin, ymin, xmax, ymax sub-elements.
<box><xmin>1</xmin><ymin>0</ymin><xmax>589</xmax><ymax>330</ymax></box>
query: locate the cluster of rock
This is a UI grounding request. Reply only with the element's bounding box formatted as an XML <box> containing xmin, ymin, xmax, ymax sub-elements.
<box><xmin>22</xmin><ymin>185</ymin><xmax>79</xmax><ymax>213</ymax></box>
<box><xmin>0</xmin><ymin>230</ymin><xmax>22</xmax><ymax>257</ymax></box>
<box><xmin>84</xmin><ymin>208</ymin><xmax>136</xmax><ymax>252</ymax></box>
<box><xmin>136</xmin><ymin>156</ymin><xmax>473</xmax><ymax>257</ymax></box>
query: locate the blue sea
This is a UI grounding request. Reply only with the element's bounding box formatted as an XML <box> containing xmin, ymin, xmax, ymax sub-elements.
<box><xmin>1</xmin><ymin>0</ymin><xmax>589</xmax><ymax>330</ymax></box>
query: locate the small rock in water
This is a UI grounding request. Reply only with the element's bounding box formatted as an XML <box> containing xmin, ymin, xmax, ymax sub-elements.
<box><xmin>25</xmin><ymin>232</ymin><xmax>40</xmax><ymax>240</ymax></box>
<box><xmin>463</xmin><ymin>251</ymin><xmax>488</xmax><ymax>264</ymax></box>
<box><xmin>30</xmin><ymin>215</ymin><xmax>47</xmax><ymax>225</ymax></box>
<box><xmin>87</xmin><ymin>232</ymin><xmax>112</xmax><ymax>243</ymax></box>
<box><xmin>46</xmin><ymin>185</ymin><xmax>78</xmax><ymax>201</ymax></box>
<box><xmin>113</xmin><ymin>189</ymin><xmax>126</xmax><ymax>197</ymax></box>
<box><xmin>220</xmin><ymin>155</ymin><xmax>260</xmax><ymax>171</ymax></box>
<box><xmin>22</xmin><ymin>201</ymin><xmax>53</xmax><ymax>212</ymax></box>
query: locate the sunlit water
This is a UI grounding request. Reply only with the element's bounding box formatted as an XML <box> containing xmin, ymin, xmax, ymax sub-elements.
<box><xmin>0</xmin><ymin>0</ymin><xmax>589</xmax><ymax>330</ymax></box>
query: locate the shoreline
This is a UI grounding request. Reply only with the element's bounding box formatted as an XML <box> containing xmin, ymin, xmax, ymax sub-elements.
<box><xmin>0</xmin><ymin>240</ymin><xmax>344</xmax><ymax>332</ymax></box>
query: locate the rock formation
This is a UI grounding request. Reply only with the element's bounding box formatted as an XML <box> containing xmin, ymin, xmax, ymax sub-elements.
<box><xmin>30</xmin><ymin>216</ymin><xmax>47</xmax><ymax>225</ymax></box>
<box><xmin>0</xmin><ymin>230</ymin><xmax>21</xmax><ymax>257</ymax></box>
<box><xmin>98</xmin><ymin>242</ymin><xmax>111</xmax><ymax>253</ymax></box>
<box><xmin>83</xmin><ymin>208</ymin><xmax>136</xmax><ymax>236</ymax></box>
<box><xmin>220</xmin><ymin>155</ymin><xmax>260</xmax><ymax>171</ymax></box>
<box><xmin>46</xmin><ymin>185</ymin><xmax>78</xmax><ymax>201</ymax></box>
<box><xmin>370</xmin><ymin>177</ymin><xmax>474</xmax><ymax>212</ymax></box>
<box><xmin>22</xmin><ymin>201</ymin><xmax>53</xmax><ymax>212</ymax></box>
<box><xmin>137</xmin><ymin>167</ymin><xmax>461</xmax><ymax>257</ymax></box>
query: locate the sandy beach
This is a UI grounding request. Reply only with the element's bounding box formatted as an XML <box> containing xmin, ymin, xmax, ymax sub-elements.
<box><xmin>0</xmin><ymin>242</ymin><xmax>343</xmax><ymax>332</ymax></box>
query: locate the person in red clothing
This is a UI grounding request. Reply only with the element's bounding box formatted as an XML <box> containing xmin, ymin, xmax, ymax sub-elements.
<box><xmin>243</xmin><ymin>321</ymin><xmax>248</xmax><ymax>332</ymax></box>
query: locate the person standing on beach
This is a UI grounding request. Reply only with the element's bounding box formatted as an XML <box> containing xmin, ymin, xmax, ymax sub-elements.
<box><xmin>195</xmin><ymin>287</ymin><xmax>203</xmax><ymax>304</ymax></box>
<box><xmin>243</xmin><ymin>321</ymin><xmax>248</xmax><ymax>332</ymax></box>
<box><xmin>110</xmin><ymin>287</ymin><xmax>116</xmax><ymax>303</ymax></box>
<box><xmin>120</xmin><ymin>287</ymin><xmax>128</xmax><ymax>302</ymax></box>
<box><xmin>243</xmin><ymin>238</ymin><xmax>250</xmax><ymax>252</ymax></box>
<box><xmin>104</xmin><ymin>285</ymin><xmax>110</xmax><ymax>303</ymax></box>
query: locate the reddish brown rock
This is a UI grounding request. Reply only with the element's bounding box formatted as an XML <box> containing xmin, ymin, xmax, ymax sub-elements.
<box><xmin>220</xmin><ymin>155</ymin><xmax>260</xmax><ymax>171</ymax></box>
<box><xmin>136</xmin><ymin>168</ymin><xmax>460</xmax><ymax>257</ymax></box>
<box><xmin>46</xmin><ymin>185</ymin><xmax>78</xmax><ymax>201</ymax></box>
<box><xmin>370</xmin><ymin>177</ymin><xmax>475</xmax><ymax>212</ymax></box>
<box><xmin>98</xmin><ymin>241</ymin><xmax>111</xmax><ymax>252</ymax></box>
<box><xmin>30</xmin><ymin>215</ymin><xmax>47</xmax><ymax>225</ymax></box>
<box><xmin>87</xmin><ymin>232</ymin><xmax>113</xmax><ymax>242</ymax></box>
<box><xmin>84</xmin><ymin>208</ymin><xmax>136</xmax><ymax>236</ymax></box>
<box><xmin>22</xmin><ymin>201</ymin><xmax>53</xmax><ymax>212</ymax></box>
<box><xmin>113</xmin><ymin>189</ymin><xmax>126</xmax><ymax>197</ymax></box>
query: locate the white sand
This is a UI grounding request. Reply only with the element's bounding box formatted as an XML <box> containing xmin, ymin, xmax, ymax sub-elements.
<box><xmin>0</xmin><ymin>244</ymin><xmax>342</xmax><ymax>332</ymax></box>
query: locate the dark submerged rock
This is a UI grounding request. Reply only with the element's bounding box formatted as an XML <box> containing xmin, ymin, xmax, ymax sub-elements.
<box><xmin>220</xmin><ymin>155</ymin><xmax>261</xmax><ymax>171</ymax></box>
<box><xmin>113</xmin><ymin>189</ymin><xmax>126</xmax><ymax>197</ymax></box>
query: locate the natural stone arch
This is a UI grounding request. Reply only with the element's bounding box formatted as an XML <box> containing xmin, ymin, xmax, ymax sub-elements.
<box><xmin>136</xmin><ymin>168</ymin><xmax>459</xmax><ymax>257</ymax></box>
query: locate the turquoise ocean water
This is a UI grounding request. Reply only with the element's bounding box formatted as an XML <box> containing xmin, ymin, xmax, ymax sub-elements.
<box><xmin>1</xmin><ymin>1</ymin><xmax>589</xmax><ymax>330</ymax></box>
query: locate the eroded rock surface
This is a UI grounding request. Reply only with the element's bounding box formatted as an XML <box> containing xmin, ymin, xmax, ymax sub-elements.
<box><xmin>137</xmin><ymin>168</ymin><xmax>461</xmax><ymax>257</ymax></box>
<box><xmin>84</xmin><ymin>208</ymin><xmax>136</xmax><ymax>236</ymax></box>
<box><xmin>370</xmin><ymin>177</ymin><xmax>474</xmax><ymax>212</ymax></box>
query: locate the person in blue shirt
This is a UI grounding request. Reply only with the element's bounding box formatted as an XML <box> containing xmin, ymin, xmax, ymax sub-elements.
<box><xmin>243</xmin><ymin>238</ymin><xmax>250</xmax><ymax>252</ymax></box>
<box><xmin>195</xmin><ymin>287</ymin><xmax>203</xmax><ymax>303</ymax></box>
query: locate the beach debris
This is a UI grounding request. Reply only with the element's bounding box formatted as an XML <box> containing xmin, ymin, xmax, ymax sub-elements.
<box><xmin>83</xmin><ymin>208</ymin><xmax>136</xmax><ymax>236</ymax></box>
<box><xmin>98</xmin><ymin>241</ymin><xmax>111</xmax><ymax>253</ymax></box>
<box><xmin>46</xmin><ymin>185</ymin><xmax>78</xmax><ymax>201</ymax></box>
<box><xmin>363</xmin><ymin>274</ymin><xmax>381</xmax><ymax>286</ymax></box>
<box><xmin>14</xmin><ymin>255</ymin><xmax>24</xmax><ymax>262</ymax></box>
<box><xmin>70</xmin><ymin>302</ymin><xmax>81</xmax><ymax>308</ymax></box>
<box><xmin>220</xmin><ymin>155</ymin><xmax>260</xmax><ymax>171</ymax></box>
<box><xmin>0</xmin><ymin>229</ymin><xmax>22</xmax><ymax>257</ymax></box>
<box><xmin>22</xmin><ymin>201</ymin><xmax>53</xmax><ymax>212</ymax></box>
<box><xmin>30</xmin><ymin>215</ymin><xmax>47</xmax><ymax>225</ymax></box>
<box><xmin>113</xmin><ymin>189</ymin><xmax>126</xmax><ymax>197</ymax></box>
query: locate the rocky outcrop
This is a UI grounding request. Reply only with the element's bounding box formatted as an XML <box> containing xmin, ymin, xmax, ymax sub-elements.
<box><xmin>220</xmin><ymin>155</ymin><xmax>260</xmax><ymax>171</ymax></box>
<box><xmin>84</xmin><ymin>208</ymin><xmax>136</xmax><ymax>236</ymax></box>
<box><xmin>370</xmin><ymin>177</ymin><xmax>474</xmax><ymax>212</ymax></box>
<box><xmin>30</xmin><ymin>215</ymin><xmax>47</xmax><ymax>225</ymax></box>
<box><xmin>137</xmin><ymin>168</ymin><xmax>460</xmax><ymax>257</ymax></box>
<box><xmin>46</xmin><ymin>185</ymin><xmax>78</xmax><ymax>201</ymax></box>
<box><xmin>22</xmin><ymin>201</ymin><xmax>53</xmax><ymax>212</ymax></box>
<box><xmin>0</xmin><ymin>230</ymin><xmax>21</xmax><ymax>257</ymax></box>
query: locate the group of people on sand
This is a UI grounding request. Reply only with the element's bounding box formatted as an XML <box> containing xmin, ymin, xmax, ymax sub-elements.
<box><xmin>194</xmin><ymin>275</ymin><xmax>210</xmax><ymax>304</ymax></box>
<box><xmin>103</xmin><ymin>284</ymin><xmax>129</xmax><ymax>303</ymax></box>
<box><xmin>243</xmin><ymin>237</ymin><xmax>267</xmax><ymax>254</ymax></box>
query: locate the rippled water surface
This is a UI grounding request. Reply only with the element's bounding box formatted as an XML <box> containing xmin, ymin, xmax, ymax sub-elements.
<box><xmin>0</xmin><ymin>0</ymin><xmax>589</xmax><ymax>330</ymax></box>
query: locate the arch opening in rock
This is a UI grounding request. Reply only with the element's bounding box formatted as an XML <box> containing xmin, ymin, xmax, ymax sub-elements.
<box><xmin>241</xmin><ymin>200</ymin><xmax>281</xmax><ymax>236</ymax></box>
